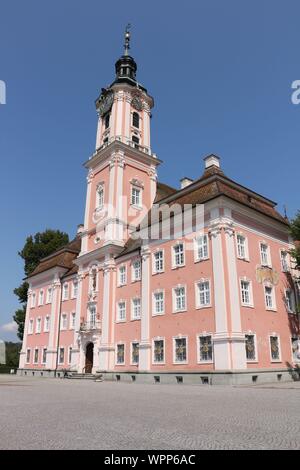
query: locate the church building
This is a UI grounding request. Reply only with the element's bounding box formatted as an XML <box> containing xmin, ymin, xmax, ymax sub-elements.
<box><xmin>18</xmin><ymin>29</ymin><xmax>300</xmax><ymax>384</ymax></box>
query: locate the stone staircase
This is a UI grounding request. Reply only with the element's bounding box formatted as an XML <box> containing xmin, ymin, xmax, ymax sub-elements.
<box><xmin>65</xmin><ymin>372</ymin><xmax>103</xmax><ymax>381</ymax></box>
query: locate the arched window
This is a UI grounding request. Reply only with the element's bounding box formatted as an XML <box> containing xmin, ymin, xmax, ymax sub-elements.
<box><xmin>104</xmin><ymin>113</ymin><xmax>110</xmax><ymax>129</ymax></box>
<box><xmin>132</xmin><ymin>112</ymin><xmax>139</xmax><ymax>129</ymax></box>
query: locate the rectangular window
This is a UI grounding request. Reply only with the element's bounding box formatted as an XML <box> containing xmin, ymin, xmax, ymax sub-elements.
<box><xmin>173</xmin><ymin>287</ymin><xmax>186</xmax><ymax>312</ymax></box>
<box><xmin>28</xmin><ymin>319</ymin><xmax>34</xmax><ymax>334</ymax></box>
<box><xmin>31</xmin><ymin>292</ymin><xmax>36</xmax><ymax>308</ymax></box>
<box><xmin>61</xmin><ymin>314</ymin><xmax>68</xmax><ymax>330</ymax></box>
<box><xmin>245</xmin><ymin>334</ymin><xmax>256</xmax><ymax>361</ymax></box>
<box><xmin>59</xmin><ymin>348</ymin><xmax>65</xmax><ymax>365</ymax></box>
<box><xmin>237</xmin><ymin>235</ymin><xmax>246</xmax><ymax>259</ymax></box>
<box><xmin>132</xmin><ymin>260</ymin><xmax>141</xmax><ymax>281</ymax></box>
<box><xmin>131</xmin><ymin>342</ymin><xmax>139</xmax><ymax>364</ymax></box>
<box><xmin>153</xmin><ymin>250</ymin><xmax>164</xmax><ymax>273</ymax></box>
<box><xmin>116</xmin><ymin>344</ymin><xmax>125</xmax><ymax>364</ymax></box>
<box><xmin>291</xmin><ymin>337</ymin><xmax>300</xmax><ymax>363</ymax></box>
<box><xmin>174</xmin><ymin>337</ymin><xmax>187</xmax><ymax>363</ymax></box>
<box><xmin>34</xmin><ymin>348</ymin><xmax>39</xmax><ymax>364</ymax></box>
<box><xmin>119</xmin><ymin>266</ymin><xmax>126</xmax><ymax>286</ymax></box>
<box><xmin>260</xmin><ymin>243</ymin><xmax>269</xmax><ymax>266</ymax></box>
<box><xmin>68</xmin><ymin>347</ymin><xmax>72</xmax><ymax>364</ymax></box>
<box><xmin>285</xmin><ymin>290</ymin><xmax>294</xmax><ymax>312</ymax></box>
<box><xmin>62</xmin><ymin>283</ymin><xmax>69</xmax><ymax>301</ymax></box>
<box><xmin>42</xmin><ymin>348</ymin><xmax>47</xmax><ymax>364</ymax></box>
<box><xmin>26</xmin><ymin>349</ymin><xmax>31</xmax><ymax>363</ymax></box>
<box><xmin>195</xmin><ymin>235</ymin><xmax>208</xmax><ymax>261</ymax></box>
<box><xmin>117</xmin><ymin>301</ymin><xmax>126</xmax><ymax>321</ymax></box>
<box><xmin>44</xmin><ymin>316</ymin><xmax>50</xmax><ymax>332</ymax></box>
<box><xmin>153</xmin><ymin>339</ymin><xmax>164</xmax><ymax>363</ymax></box>
<box><xmin>46</xmin><ymin>287</ymin><xmax>53</xmax><ymax>304</ymax></box>
<box><xmin>153</xmin><ymin>291</ymin><xmax>164</xmax><ymax>315</ymax></box>
<box><xmin>38</xmin><ymin>290</ymin><xmax>44</xmax><ymax>306</ymax></box>
<box><xmin>280</xmin><ymin>251</ymin><xmax>289</xmax><ymax>272</ymax></box>
<box><xmin>197</xmin><ymin>281</ymin><xmax>211</xmax><ymax>307</ymax></box>
<box><xmin>265</xmin><ymin>286</ymin><xmax>274</xmax><ymax>309</ymax></box>
<box><xmin>97</xmin><ymin>185</ymin><xmax>104</xmax><ymax>209</ymax></box>
<box><xmin>173</xmin><ymin>243</ymin><xmax>185</xmax><ymax>267</ymax></box>
<box><xmin>241</xmin><ymin>280</ymin><xmax>251</xmax><ymax>306</ymax></box>
<box><xmin>36</xmin><ymin>318</ymin><xmax>41</xmax><ymax>334</ymax></box>
<box><xmin>72</xmin><ymin>281</ymin><xmax>78</xmax><ymax>299</ymax></box>
<box><xmin>270</xmin><ymin>336</ymin><xmax>280</xmax><ymax>361</ymax></box>
<box><xmin>132</xmin><ymin>298</ymin><xmax>141</xmax><ymax>320</ymax></box>
<box><xmin>70</xmin><ymin>312</ymin><xmax>76</xmax><ymax>329</ymax></box>
<box><xmin>131</xmin><ymin>187</ymin><xmax>141</xmax><ymax>207</ymax></box>
<box><xmin>89</xmin><ymin>305</ymin><xmax>96</xmax><ymax>327</ymax></box>
<box><xmin>199</xmin><ymin>335</ymin><xmax>213</xmax><ymax>362</ymax></box>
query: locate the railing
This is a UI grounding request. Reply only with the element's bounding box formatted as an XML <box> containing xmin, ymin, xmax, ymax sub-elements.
<box><xmin>80</xmin><ymin>321</ymin><xmax>101</xmax><ymax>332</ymax></box>
<box><xmin>92</xmin><ymin>136</ymin><xmax>153</xmax><ymax>159</ymax></box>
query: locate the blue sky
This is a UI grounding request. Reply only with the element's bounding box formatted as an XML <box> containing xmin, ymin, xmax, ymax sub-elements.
<box><xmin>0</xmin><ymin>0</ymin><xmax>299</xmax><ymax>341</ymax></box>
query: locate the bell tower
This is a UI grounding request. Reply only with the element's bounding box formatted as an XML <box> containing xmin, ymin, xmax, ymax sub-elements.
<box><xmin>80</xmin><ymin>26</ymin><xmax>160</xmax><ymax>257</ymax></box>
<box><xmin>95</xmin><ymin>25</ymin><xmax>153</xmax><ymax>155</ymax></box>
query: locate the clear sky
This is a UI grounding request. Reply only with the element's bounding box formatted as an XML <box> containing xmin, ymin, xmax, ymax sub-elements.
<box><xmin>0</xmin><ymin>0</ymin><xmax>299</xmax><ymax>341</ymax></box>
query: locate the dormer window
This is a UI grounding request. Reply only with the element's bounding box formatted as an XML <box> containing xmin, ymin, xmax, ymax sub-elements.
<box><xmin>132</xmin><ymin>112</ymin><xmax>139</xmax><ymax>129</ymax></box>
<box><xmin>104</xmin><ymin>113</ymin><xmax>110</xmax><ymax>129</ymax></box>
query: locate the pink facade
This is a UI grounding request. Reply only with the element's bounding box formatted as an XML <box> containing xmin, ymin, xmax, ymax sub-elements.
<box><xmin>19</xmin><ymin>32</ymin><xmax>300</xmax><ymax>384</ymax></box>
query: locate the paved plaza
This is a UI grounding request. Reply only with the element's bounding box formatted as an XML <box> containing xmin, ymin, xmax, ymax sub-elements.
<box><xmin>0</xmin><ymin>375</ymin><xmax>299</xmax><ymax>450</ymax></box>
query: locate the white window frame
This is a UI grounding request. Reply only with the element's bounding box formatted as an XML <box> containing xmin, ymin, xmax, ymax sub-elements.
<box><xmin>131</xmin><ymin>298</ymin><xmax>141</xmax><ymax>321</ymax></box>
<box><xmin>197</xmin><ymin>333</ymin><xmax>214</xmax><ymax>364</ymax></box>
<box><xmin>269</xmin><ymin>334</ymin><xmax>281</xmax><ymax>363</ymax></box>
<box><xmin>44</xmin><ymin>315</ymin><xmax>50</xmax><ymax>332</ymax></box>
<box><xmin>131</xmin><ymin>260</ymin><xmax>141</xmax><ymax>282</ymax></box>
<box><xmin>172</xmin><ymin>285</ymin><xmax>187</xmax><ymax>313</ymax></box>
<box><xmin>245</xmin><ymin>332</ymin><xmax>258</xmax><ymax>363</ymax></box>
<box><xmin>172</xmin><ymin>242</ymin><xmax>185</xmax><ymax>268</ymax></box>
<box><xmin>31</xmin><ymin>292</ymin><xmax>36</xmax><ymax>308</ymax></box>
<box><xmin>116</xmin><ymin>300</ymin><xmax>126</xmax><ymax>322</ymax></box>
<box><xmin>28</xmin><ymin>319</ymin><xmax>34</xmax><ymax>335</ymax></box>
<box><xmin>152</xmin><ymin>290</ymin><xmax>165</xmax><ymax>316</ymax></box>
<box><xmin>131</xmin><ymin>341</ymin><xmax>139</xmax><ymax>365</ymax></box>
<box><xmin>38</xmin><ymin>290</ymin><xmax>44</xmax><ymax>306</ymax></box>
<box><xmin>240</xmin><ymin>278</ymin><xmax>254</xmax><ymax>307</ymax></box>
<box><xmin>42</xmin><ymin>347</ymin><xmax>47</xmax><ymax>365</ymax></box>
<box><xmin>36</xmin><ymin>317</ymin><xmax>41</xmax><ymax>334</ymax></box>
<box><xmin>195</xmin><ymin>279</ymin><xmax>211</xmax><ymax>309</ymax></box>
<box><xmin>260</xmin><ymin>242</ymin><xmax>271</xmax><ymax>267</ymax></box>
<box><xmin>71</xmin><ymin>280</ymin><xmax>78</xmax><ymax>299</ymax></box>
<box><xmin>61</xmin><ymin>313</ymin><xmax>68</xmax><ymax>330</ymax></box>
<box><xmin>62</xmin><ymin>283</ymin><xmax>69</xmax><ymax>301</ymax></box>
<box><xmin>46</xmin><ymin>287</ymin><xmax>53</xmax><ymax>304</ymax></box>
<box><xmin>118</xmin><ymin>265</ymin><xmax>127</xmax><ymax>286</ymax></box>
<box><xmin>70</xmin><ymin>312</ymin><xmax>76</xmax><ymax>329</ymax></box>
<box><xmin>291</xmin><ymin>336</ymin><xmax>300</xmax><ymax>363</ymax></box>
<box><xmin>131</xmin><ymin>186</ymin><xmax>142</xmax><ymax>208</ymax></box>
<box><xmin>285</xmin><ymin>288</ymin><xmax>295</xmax><ymax>313</ymax></box>
<box><xmin>33</xmin><ymin>348</ymin><xmax>39</xmax><ymax>364</ymax></box>
<box><xmin>194</xmin><ymin>234</ymin><xmax>209</xmax><ymax>262</ymax></box>
<box><xmin>152</xmin><ymin>337</ymin><xmax>165</xmax><ymax>365</ymax></box>
<box><xmin>152</xmin><ymin>249</ymin><xmax>164</xmax><ymax>274</ymax></box>
<box><xmin>264</xmin><ymin>284</ymin><xmax>276</xmax><ymax>311</ymax></box>
<box><xmin>236</xmin><ymin>233</ymin><xmax>249</xmax><ymax>261</ymax></box>
<box><xmin>26</xmin><ymin>348</ymin><xmax>31</xmax><ymax>364</ymax></box>
<box><xmin>115</xmin><ymin>343</ymin><xmax>125</xmax><ymax>365</ymax></box>
<box><xmin>173</xmin><ymin>335</ymin><xmax>188</xmax><ymax>364</ymax></box>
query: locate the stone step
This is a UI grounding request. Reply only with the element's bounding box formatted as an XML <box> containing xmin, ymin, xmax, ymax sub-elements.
<box><xmin>66</xmin><ymin>373</ymin><xmax>102</xmax><ymax>380</ymax></box>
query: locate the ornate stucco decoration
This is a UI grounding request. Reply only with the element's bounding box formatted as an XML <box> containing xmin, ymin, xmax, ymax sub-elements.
<box><xmin>256</xmin><ymin>266</ymin><xmax>279</xmax><ymax>286</ymax></box>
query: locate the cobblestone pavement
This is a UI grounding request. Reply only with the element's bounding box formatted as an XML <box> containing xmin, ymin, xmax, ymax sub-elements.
<box><xmin>0</xmin><ymin>375</ymin><xmax>300</xmax><ymax>450</ymax></box>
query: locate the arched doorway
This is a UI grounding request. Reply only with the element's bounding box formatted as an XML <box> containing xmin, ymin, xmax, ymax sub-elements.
<box><xmin>85</xmin><ymin>342</ymin><xmax>94</xmax><ymax>373</ymax></box>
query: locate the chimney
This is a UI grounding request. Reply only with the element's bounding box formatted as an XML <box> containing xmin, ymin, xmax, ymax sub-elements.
<box><xmin>204</xmin><ymin>154</ymin><xmax>220</xmax><ymax>169</ymax></box>
<box><xmin>180</xmin><ymin>177</ymin><xmax>193</xmax><ymax>189</ymax></box>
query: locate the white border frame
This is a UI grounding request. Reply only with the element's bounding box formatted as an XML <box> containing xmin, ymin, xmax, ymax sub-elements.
<box><xmin>196</xmin><ymin>333</ymin><xmax>214</xmax><ymax>364</ymax></box>
<box><xmin>173</xmin><ymin>335</ymin><xmax>188</xmax><ymax>365</ymax></box>
<box><xmin>194</xmin><ymin>279</ymin><xmax>212</xmax><ymax>309</ymax></box>
<box><xmin>152</xmin><ymin>337</ymin><xmax>166</xmax><ymax>365</ymax></box>
<box><xmin>172</xmin><ymin>285</ymin><xmax>187</xmax><ymax>313</ymax></box>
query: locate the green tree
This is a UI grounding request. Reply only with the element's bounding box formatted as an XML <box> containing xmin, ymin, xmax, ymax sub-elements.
<box><xmin>290</xmin><ymin>211</ymin><xmax>300</xmax><ymax>269</ymax></box>
<box><xmin>13</xmin><ymin>229</ymin><xmax>69</xmax><ymax>340</ymax></box>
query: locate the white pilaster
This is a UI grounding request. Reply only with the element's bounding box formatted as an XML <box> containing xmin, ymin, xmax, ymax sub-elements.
<box><xmin>99</xmin><ymin>260</ymin><xmax>115</xmax><ymax>370</ymax></box>
<box><xmin>81</xmin><ymin>170</ymin><xmax>94</xmax><ymax>254</ymax></box>
<box><xmin>19</xmin><ymin>289</ymin><xmax>32</xmax><ymax>368</ymax></box>
<box><xmin>71</xmin><ymin>271</ymin><xmax>84</xmax><ymax>370</ymax></box>
<box><xmin>46</xmin><ymin>278</ymin><xmax>61</xmax><ymax>369</ymax></box>
<box><xmin>139</xmin><ymin>245</ymin><xmax>151</xmax><ymax>371</ymax></box>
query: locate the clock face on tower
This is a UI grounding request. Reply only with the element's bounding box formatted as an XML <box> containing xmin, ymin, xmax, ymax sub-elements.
<box><xmin>98</xmin><ymin>92</ymin><xmax>114</xmax><ymax>117</ymax></box>
<box><xmin>131</xmin><ymin>95</ymin><xmax>143</xmax><ymax>111</ymax></box>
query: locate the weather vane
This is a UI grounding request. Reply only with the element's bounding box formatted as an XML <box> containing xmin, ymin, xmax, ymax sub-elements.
<box><xmin>124</xmin><ymin>23</ymin><xmax>131</xmax><ymax>56</ymax></box>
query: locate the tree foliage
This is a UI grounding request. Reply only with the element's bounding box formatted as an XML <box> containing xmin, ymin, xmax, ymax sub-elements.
<box><xmin>13</xmin><ymin>229</ymin><xmax>69</xmax><ymax>340</ymax></box>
